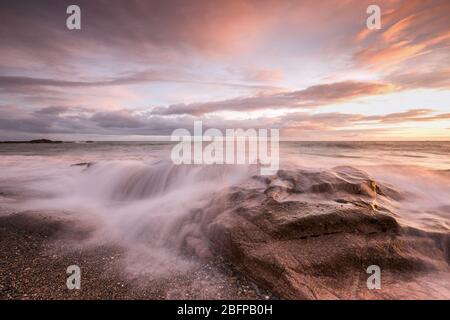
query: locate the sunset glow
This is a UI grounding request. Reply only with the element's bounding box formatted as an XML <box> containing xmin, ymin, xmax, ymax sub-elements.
<box><xmin>1</xmin><ymin>0</ymin><xmax>449</xmax><ymax>140</ymax></box>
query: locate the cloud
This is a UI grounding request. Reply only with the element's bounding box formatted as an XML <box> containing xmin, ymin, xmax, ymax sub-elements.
<box><xmin>280</xmin><ymin>108</ymin><xmax>450</xmax><ymax>131</ymax></box>
<box><xmin>34</xmin><ymin>106</ymin><xmax>72</xmax><ymax>115</ymax></box>
<box><xmin>388</xmin><ymin>68</ymin><xmax>450</xmax><ymax>89</ymax></box>
<box><xmin>152</xmin><ymin>81</ymin><xmax>394</xmax><ymax>115</ymax></box>
<box><xmin>364</xmin><ymin>109</ymin><xmax>439</xmax><ymax>123</ymax></box>
<box><xmin>354</xmin><ymin>0</ymin><xmax>450</xmax><ymax>74</ymax></box>
<box><xmin>0</xmin><ymin>73</ymin><xmax>165</xmax><ymax>88</ymax></box>
<box><xmin>0</xmin><ymin>0</ymin><xmax>278</xmax><ymax>67</ymax></box>
<box><xmin>90</xmin><ymin>110</ymin><xmax>145</xmax><ymax>128</ymax></box>
<box><xmin>1</xmin><ymin>105</ymin><xmax>448</xmax><ymax>140</ymax></box>
<box><xmin>0</xmin><ymin>71</ymin><xmax>280</xmax><ymax>94</ymax></box>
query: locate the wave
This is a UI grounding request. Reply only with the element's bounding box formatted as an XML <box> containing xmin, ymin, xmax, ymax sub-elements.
<box><xmin>68</xmin><ymin>160</ymin><xmax>253</xmax><ymax>201</ymax></box>
<box><xmin>3</xmin><ymin>160</ymin><xmax>255</xmax><ymax>275</ymax></box>
<box><xmin>1</xmin><ymin>155</ymin><xmax>449</xmax><ymax>277</ymax></box>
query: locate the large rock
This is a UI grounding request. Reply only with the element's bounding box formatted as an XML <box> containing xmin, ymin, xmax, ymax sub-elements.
<box><xmin>196</xmin><ymin>167</ymin><xmax>450</xmax><ymax>299</ymax></box>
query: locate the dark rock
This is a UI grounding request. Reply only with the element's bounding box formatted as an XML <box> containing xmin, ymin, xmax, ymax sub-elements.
<box><xmin>0</xmin><ymin>139</ymin><xmax>63</xmax><ymax>144</ymax></box>
<box><xmin>70</xmin><ymin>162</ymin><xmax>95</xmax><ymax>168</ymax></box>
<box><xmin>199</xmin><ymin>168</ymin><xmax>450</xmax><ymax>299</ymax></box>
<box><xmin>29</xmin><ymin>139</ymin><xmax>62</xmax><ymax>143</ymax></box>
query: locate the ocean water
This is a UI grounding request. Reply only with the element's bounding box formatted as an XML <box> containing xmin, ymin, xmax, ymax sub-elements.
<box><xmin>0</xmin><ymin>141</ymin><xmax>449</xmax><ymax>274</ymax></box>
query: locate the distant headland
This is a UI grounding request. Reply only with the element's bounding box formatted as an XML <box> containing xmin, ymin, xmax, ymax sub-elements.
<box><xmin>0</xmin><ymin>139</ymin><xmax>64</xmax><ymax>143</ymax></box>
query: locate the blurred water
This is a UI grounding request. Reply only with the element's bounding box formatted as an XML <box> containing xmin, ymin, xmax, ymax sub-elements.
<box><xmin>0</xmin><ymin>141</ymin><xmax>449</xmax><ymax>272</ymax></box>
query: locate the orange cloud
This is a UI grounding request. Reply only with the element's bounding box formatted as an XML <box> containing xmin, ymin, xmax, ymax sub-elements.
<box><xmin>354</xmin><ymin>0</ymin><xmax>450</xmax><ymax>69</ymax></box>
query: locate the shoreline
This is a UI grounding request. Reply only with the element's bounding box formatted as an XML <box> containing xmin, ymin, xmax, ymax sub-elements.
<box><xmin>0</xmin><ymin>210</ymin><xmax>272</xmax><ymax>300</ymax></box>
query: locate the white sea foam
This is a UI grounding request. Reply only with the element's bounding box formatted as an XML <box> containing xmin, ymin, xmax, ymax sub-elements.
<box><xmin>0</xmin><ymin>141</ymin><xmax>449</xmax><ymax>275</ymax></box>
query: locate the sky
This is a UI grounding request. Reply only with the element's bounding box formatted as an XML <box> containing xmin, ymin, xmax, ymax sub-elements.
<box><xmin>0</xmin><ymin>0</ymin><xmax>449</xmax><ymax>141</ymax></box>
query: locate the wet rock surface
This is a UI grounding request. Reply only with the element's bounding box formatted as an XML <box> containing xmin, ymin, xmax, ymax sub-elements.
<box><xmin>201</xmin><ymin>168</ymin><xmax>450</xmax><ymax>299</ymax></box>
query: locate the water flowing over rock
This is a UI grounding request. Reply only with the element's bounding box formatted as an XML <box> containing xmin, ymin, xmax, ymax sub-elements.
<box><xmin>186</xmin><ymin>167</ymin><xmax>450</xmax><ymax>299</ymax></box>
<box><xmin>4</xmin><ymin>156</ymin><xmax>449</xmax><ymax>299</ymax></box>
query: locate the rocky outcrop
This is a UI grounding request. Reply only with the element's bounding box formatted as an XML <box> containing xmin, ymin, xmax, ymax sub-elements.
<box><xmin>70</xmin><ymin>162</ymin><xmax>95</xmax><ymax>168</ymax></box>
<box><xmin>196</xmin><ymin>167</ymin><xmax>450</xmax><ymax>299</ymax></box>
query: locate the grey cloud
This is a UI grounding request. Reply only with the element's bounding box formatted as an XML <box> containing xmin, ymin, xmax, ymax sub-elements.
<box><xmin>1</xmin><ymin>106</ymin><xmax>448</xmax><ymax>139</ymax></box>
<box><xmin>0</xmin><ymin>71</ymin><xmax>279</xmax><ymax>96</ymax></box>
<box><xmin>34</xmin><ymin>106</ymin><xmax>72</xmax><ymax>115</ymax></box>
<box><xmin>90</xmin><ymin>110</ymin><xmax>145</xmax><ymax>128</ymax></box>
